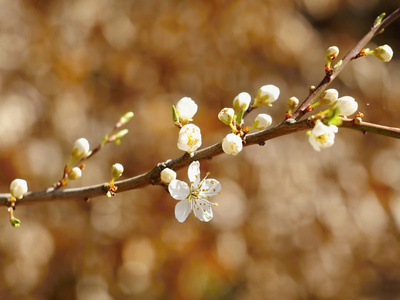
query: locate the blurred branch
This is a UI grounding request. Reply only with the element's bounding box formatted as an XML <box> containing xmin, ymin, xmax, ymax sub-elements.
<box><xmin>341</xmin><ymin>119</ymin><xmax>400</xmax><ymax>138</ymax></box>
<box><xmin>291</xmin><ymin>7</ymin><xmax>400</xmax><ymax>121</ymax></box>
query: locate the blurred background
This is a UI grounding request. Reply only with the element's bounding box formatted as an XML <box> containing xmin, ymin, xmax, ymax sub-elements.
<box><xmin>0</xmin><ymin>0</ymin><xmax>400</xmax><ymax>299</ymax></box>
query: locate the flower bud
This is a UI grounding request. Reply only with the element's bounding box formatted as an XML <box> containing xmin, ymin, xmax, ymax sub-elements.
<box><xmin>160</xmin><ymin>168</ymin><xmax>176</xmax><ymax>184</ymax></box>
<box><xmin>71</xmin><ymin>138</ymin><xmax>90</xmax><ymax>160</ymax></box>
<box><xmin>320</xmin><ymin>89</ymin><xmax>339</xmax><ymax>105</ymax></box>
<box><xmin>177</xmin><ymin>124</ymin><xmax>202</xmax><ymax>153</ymax></box>
<box><xmin>111</xmin><ymin>163</ymin><xmax>124</xmax><ymax>180</ymax></box>
<box><xmin>373</xmin><ymin>45</ymin><xmax>393</xmax><ymax>62</ymax></box>
<box><xmin>222</xmin><ymin>133</ymin><xmax>243</xmax><ymax>155</ymax></box>
<box><xmin>232</xmin><ymin>92</ymin><xmax>251</xmax><ymax>113</ymax></box>
<box><xmin>10</xmin><ymin>179</ymin><xmax>28</xmax><ymax>200</ymax></box>
<box><xmin>116</xmin><ymin>111</ymin><xmax>134</xmax><ymax>128</ymax></box>
<box><xmin>252</xmin><ymin>113</ymin><xmax>272</xmax><ymax>130</ymax></box>
<box><xmin>334</xmin><ymin>96</ymin><xmax>358</xmax><ymax>117</ymax></box>
<box><xmin>287</xmin><ymin>97</ymin><xmax>299</xmax><ymax>110</ymax></box>
<box><xmin>325</xmin><ymin>46</ymin><xmax>339</xmax><ymax>61</ymax></box>
<box><xmin>218</xmin><ymin>108</ymin><xmax>235</xmax><ymax>126</ymax></box>
<box><xmin>68</xmin><ymin>167</ymin><xmax>82</xmax><ymax>180</ymax></box>
<box><xmin>175</xmin><ymin>97</ymin><xmax>198</xmax><ymax>123</ymax></box>
<box><xmin>254</xmin><ymin>85</ymin><xmax>280</xmax><ymax>107</ymax></box>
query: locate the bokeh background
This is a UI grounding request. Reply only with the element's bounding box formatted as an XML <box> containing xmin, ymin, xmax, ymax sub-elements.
<box><xmin>0</xmin><ymin>0</ymin><xmax>400</xmax><ymax>299</ymax></box>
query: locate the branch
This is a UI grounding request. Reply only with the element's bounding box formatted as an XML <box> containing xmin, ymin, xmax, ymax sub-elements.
<box><xmin>290</xmin><ymin>7</ymin><xmax>400</xmax><ymax>121</ymax></box>
<box><xmin>1</xmin><ymin>8</ymin><xmax>399</xmax><ymax>208</ymax></box>
<box><xmin>0</xmin><ymin>119</ymin><xmax>312</xmax><ymax>206</ymax></box>
<box><xmin>340</xmin><ymin>119</ymin><xmax>400</xmax><ymax>139</ymax></box>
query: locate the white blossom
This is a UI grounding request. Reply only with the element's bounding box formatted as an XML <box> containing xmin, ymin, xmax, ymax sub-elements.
<box><xmin>320</xmin><ymin>89</ymin><xmax>339</xmax><ymax>105</ymax></box>
<box><xmin>160</xmin><ymin>168</ymin><xmax>177</xmax><ymax>184</ymax></box>
<box><xmin>233</xmin><ymin>92</ymin><xmax>251</xmax><ymax>113</ymax></box>
<box><xmin>335</xmin><ymin>96</ymin><xmax>358</xmax><ymax>117</ymax></box>
<box><xmin>374</xmin><ymin>45</ymin><xmax>393</xmax><ymax>62</ymax></box>
<box><xmin>252</xmin><ymin>113</ymin><xmax>272</xmax><ymax>130</ymax></box>
<box><xmin>111</xmin><ymin>163</ymin><xmax>124</xmax><ymax>180</ymax></box>
<box><xmin>222</xmin><ymin>133</ymin><xmax>243</xmax><ymax>155</ymax></box>
<box><xmin>177</xmin><ymin>124</ymin><xmax>202</xmax><ymax>153</ymax></box>
<box><xmin>71</xmin><ymin>138</ymin><xmax>90</xmax><ymax>160</ymax></box>
<box><xmin>168</xmin><ymin>161</ymin><xmax>220</xmax><ymax>222</ymax></box>
<box><xmin>10</xmin><ymin>179</ymin><xmax>28</xmax><ymax>199</ymax></box>
<box><xmin>175</xmin><ymin>97</ymin><xmax>198</xmax><ymax>123</ymax></box>
<box><xmin>68</xmin><ymin>167</ymin><xmax>82</xmax><ymax>180</ymax></box>
<box><xmin>218</xmin><ymin>108</ymin><xmax>235</xmax><ymax>126</ymax></box>
<box><xmin>308</xmin><ymin>120</ymin><xmax>338</xmax><ymax>152</ymax></box>
<box><xmin>325</xmin><ymin>46</ymin><xmax>339</xmax><ymax>61</ymax></box>
<box><xmin>254</xmin><ymin>85</ymin><xmax>280</xmax><ymax>107</ymax></box>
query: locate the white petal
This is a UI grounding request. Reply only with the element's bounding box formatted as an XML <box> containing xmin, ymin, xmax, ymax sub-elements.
<box><xmin>193</xmin><ymin>201</ymin><xmax>213</xmax><ymax>222</ymax></box>
<box><xmin>188</xmin><ymin>161</ymin><xmax>201</xmax><ymax>186</ymax></box>
<box><xmin>168</xmin><ymin>180</ymin><xmax>190</xmax><ymax>200</ymax></box>
<box><xmin>200</xmin><ymin>179</ymin><xmax>221</xmax><ymax>196</ymax></box>
<box><xmin>175</xmin><ymin>200</ymin><xmax>192</xmax><ymax>222</ymax></box>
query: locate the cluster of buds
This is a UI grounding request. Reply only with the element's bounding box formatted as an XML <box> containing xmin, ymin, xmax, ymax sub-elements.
<box><xmin>307</xmin><ymin>88</ymin><xmax>359</xmax><ymax>151</ymax></box>
<box><xmin>172</xmin><ymin>97</ymin><xmax>202</xmax><ymax>155</ymax></box>
<box><xmin>218</xmin><ymin>85</ymin><xmax>279</xmax><ymax>155</ymax></box>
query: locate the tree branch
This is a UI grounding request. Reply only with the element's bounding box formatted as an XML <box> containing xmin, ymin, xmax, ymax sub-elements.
<box><xmin>290</xmin><ymin>7</ymin><xmax>400</xmax><ymax>121</ymax></box>
<box><xmin>1</xmin><ymin>8</ymin><xmax>399</xmax><ymax>208</ymax></box>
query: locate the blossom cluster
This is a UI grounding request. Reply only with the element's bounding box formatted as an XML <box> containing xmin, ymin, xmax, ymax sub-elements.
<box><xmin>219</xmin><ymin>85</ymin><xmax>279</xmax><ymax>156</ymax></box>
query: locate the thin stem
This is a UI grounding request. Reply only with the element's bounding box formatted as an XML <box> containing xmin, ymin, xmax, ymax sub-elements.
<box><xmin>290</xmin><ymin>7</ymin><xmax>400</xmax><ymax>121</ymax></box>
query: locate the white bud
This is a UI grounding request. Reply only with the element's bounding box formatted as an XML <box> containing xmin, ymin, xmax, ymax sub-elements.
<box><xmin>254</xmin><ymin>85</ymin><xmax>280</xmax><ymax>107</ymax></box>
<box><xmin>325</xmin><ymin>46</ymin><xmax>339</xmax><ymax>61</ymax></box>
<box><xmin>252</xmin><ymin>114</ymin><xmax>272</xmax><ymax>130</ymax></box>
<box><xmin>68</xmin><ymin>167</ymin><xmax>82</xmax><ymax>180</ymax></box>
<box><xmin>374</xmin><ymin>45</ymin><xmax>393</xmax><ymax>62</ymax></box>
<box><xmin>320</xmin><ymin>89</ymin><xmax>339</xmax><ymax>105</ymax></box>
<box><xmin>175</xmin><ymin>97</ymin><xmax>198</xmax><ymax>123</ymax></box>
<box><xmin>177</xmin><ymin>124</ymin><xmax>202</xmax><ymax>153</ymax></box>
<box><xmin>335</xmin><ymin>96</ymin><xmax>358</xmax><ymax>117</ymax></box>
<box><xmin>160</xmin><ymin>168</ymin><xmax>176</xmax><ymax>184</ymax></box>
<box><xmin>287</xmin><ymin>97</ymin><xmax>299</xmax><ymax>110</ymax></box>
<box><xmin>233</xmin><ymin>92</ymin><xmax>251</xmax><ymax>113</ymax></box>
<box><xmin>10</xmin><ymin>179</ymin><xmax>28</xmax><ymax>199</ymax></box>
<box><xmin>218</xmin><ymin>108</ymin><xmax>235</xmax><ymax>126</ymax></box>
<box><xmin>222</xmin><ymin>133</ymin><xmax>243</xmax><ymax>155</ymax></box>
<box><xmin>111</xmin><ymin>163</ymin><xmax>124</xmax><ymax>180</ymax></box>
<box><xmin>71</xmin><ymin>138</ymin><xmax>90</xmax><ymax>160</ymax></box>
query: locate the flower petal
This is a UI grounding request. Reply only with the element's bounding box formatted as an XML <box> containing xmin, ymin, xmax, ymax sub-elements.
<box><xmin>193</xmin><ymin>201</ymin><xmax>213</xmax><ymax>222</ymax></box>
<box><xmin>175</xmin><ymin>200</ymin><xmax>192</xmax><ymax>222</ymax></box>
<box><xmin>188</xmin><ymin>161</ymin><xmax>201</xmax><ymax>186</ymax></box>
<box><xmin>200</xmin><ymin>179</ymin><xmax>221</xmax><ymax>196</ymax></box>
<box><xmin>168</xmin><ymin>180</ymin><xmax>190</xmax><ymax>201</ymax></box>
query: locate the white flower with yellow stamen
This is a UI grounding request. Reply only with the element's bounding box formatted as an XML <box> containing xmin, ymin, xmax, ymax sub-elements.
<box><xmin>168</xmin><ymin>161</ymin><xmax>221</xmax><ymax>222</ymax></box>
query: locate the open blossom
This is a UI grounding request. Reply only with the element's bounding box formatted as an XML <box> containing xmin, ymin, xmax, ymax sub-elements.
<box><xmin>254</xmin><ymin>84</ymin><xmax>280</xmax><ymax>107</ymax></box>
<box><xmin>10</xmin><ymin>179</ymin><xmax>28</xmax><ymax>199</ymax></box>
<box><xmin>71</xmin><ymin>138</ymin><xmax>90</xmax><ymax>160</ymax></box>
<box><xmin>177</xmin><ymin>124</ymin><xmax>202</xmax><ymax>153</ymax></box>
<box><xmin>308</xmin><ymin>120</ymin><xmax>338</xmax><ymax>152</ymax></box>
<box><xmin>175</xmin><ymin>97</ymin><xmax>198</xmax><ymax>123</ymax></box>
<box><xmin>168</xmin><ymin>161</ymin><xmax>221</xmax><ymax>222</ymax></box>
<box><xmin>233</xmin><ymin>92</ymin><xmax>251</xmax><ymax>113</ymax></box>
<box><xmin>222</xmin><ymin>133</ymin><xmax>243</xmax><ymax>155</ymax></box>
<box><xmin>335</xmin><ymin>96</ymin><xmax>358</xmax><ymax>117</ymax></box>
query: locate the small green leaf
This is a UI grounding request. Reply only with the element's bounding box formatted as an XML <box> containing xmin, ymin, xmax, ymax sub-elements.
<box><xmin>235</xmin><ymin>108</ymin><xmax>245</xmax><ymax>126</ymax></box>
